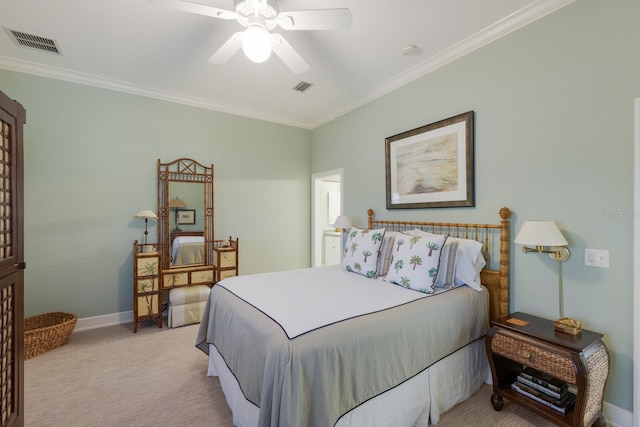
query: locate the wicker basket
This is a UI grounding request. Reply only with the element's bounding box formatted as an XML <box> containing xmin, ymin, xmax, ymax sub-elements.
<box><xmin>24</xmin><ymin>312</ymin><xmax>77</xmax><ymax>360</ymax></box>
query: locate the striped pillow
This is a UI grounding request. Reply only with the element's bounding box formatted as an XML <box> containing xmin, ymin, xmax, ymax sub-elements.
<box><xmin>435</xmin><ymin>240</ymin><xmax>459</xmax><ymax>289</ymax></box>
<box><xmin>376</xmin><ymin>232</ymin><xmax>396</xmax><ymax>277</ymax></box>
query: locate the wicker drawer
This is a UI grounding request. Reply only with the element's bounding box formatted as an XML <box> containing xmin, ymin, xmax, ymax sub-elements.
<box><xmin>491</xmin><ymin>331</ymin><xmax>576</xmax><ymax>384</ymax></box>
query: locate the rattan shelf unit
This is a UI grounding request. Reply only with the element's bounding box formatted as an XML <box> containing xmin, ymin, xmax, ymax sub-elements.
<box><xmin>486</xmin><ymin>312</ymin><xmax>609</xmax><ymax>427</ymax></box>
<box><xmin>133</xmin><ymin>241</ymin><xmax>162</xmax><ymax>333</ymax></box>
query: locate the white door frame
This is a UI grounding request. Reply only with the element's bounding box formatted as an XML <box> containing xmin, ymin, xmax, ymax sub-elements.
<box><xmin>311</xmin><ymin>168</ymin><xmax>344</xmax><ymax>267</ymax></box>
<box><xmin>633</xmin><ymin>97</ymin><xmax>639</xmax><ymax>427</ymax></box>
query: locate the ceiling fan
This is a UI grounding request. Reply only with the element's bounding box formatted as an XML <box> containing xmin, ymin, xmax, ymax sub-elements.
<box><xmin>149</xmin><ymin>0</ymin><xmax>352</xmax><ymax>74</ymax></box>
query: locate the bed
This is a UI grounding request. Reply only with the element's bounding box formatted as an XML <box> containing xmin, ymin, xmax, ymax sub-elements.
<box><xmin>171</xmin><ymin>234</ymin><xmax>204</xmax><ymax>266</ymax></box>
<box><xmin>196</xmin><ymin>207</ymin><xmax>512</xmax><ymax>426</ymax></box>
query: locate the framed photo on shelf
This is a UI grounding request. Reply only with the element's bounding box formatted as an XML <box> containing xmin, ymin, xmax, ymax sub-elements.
<box><xmin>385</xmin><ymin>111</ymin><xmax>474</xmax><ymax>209</ymax></box>
<box><xmin>176</xmin><ymin>209</ymin><xmax>196</xmax><ymax>225</ymax></box>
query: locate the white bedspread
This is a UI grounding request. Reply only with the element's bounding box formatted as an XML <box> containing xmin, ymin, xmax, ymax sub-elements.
<box><xmin>217</xmin><ymin>265</ymin><xmax>430</xmax><ymax>339</ymax></box>
<box><xmin>197</xmin><ymin>265</ymin><xmax>490</xmax><ymax>427</ymax></box>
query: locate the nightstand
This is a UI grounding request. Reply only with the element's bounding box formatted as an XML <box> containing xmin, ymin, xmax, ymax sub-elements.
<box><xmin>323</xmin><ymin>232</ymin><xmax>341</xmax><ymax>265</ymax></box>
<box><xmin>213</xmin><ymin>238</ymin><xmax>238</xmax><ymax>282</ymax></box>
<box><xmin>486</xmin><ymin>312</ymin><xmax>609</xmax><ymax>427</ymax></box>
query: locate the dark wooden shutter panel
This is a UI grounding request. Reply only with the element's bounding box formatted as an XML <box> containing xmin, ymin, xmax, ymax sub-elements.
<box><xmin>0</xmin><ymin>90</ymin><xmax>25</xmax><ymax>427</ymax></box>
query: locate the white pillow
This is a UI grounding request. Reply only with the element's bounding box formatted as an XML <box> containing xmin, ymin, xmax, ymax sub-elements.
<box><xmin>384</xmin><ymin>231</ymin><xmax>448</xmax><ymax>294</ymax></box>
<box><xmin>342</xmin><ymin>227</ymin><xmax>386</xmax><ymax>278</ymax></box>
<box><xmin>452</xmin><ymin>238</ymin><xmax>486</xmax><ymax>291</ymax></box>
<box><xmin>376</xmin><ymin>231</ymin><xmax>397</xmax><ymax>277</ymax></box>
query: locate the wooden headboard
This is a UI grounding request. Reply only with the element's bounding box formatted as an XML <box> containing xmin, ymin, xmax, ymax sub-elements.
<box><xmin>367</xmin><ymin>207</ymin><xmax>512</xmax><ymax>322</ymax></box>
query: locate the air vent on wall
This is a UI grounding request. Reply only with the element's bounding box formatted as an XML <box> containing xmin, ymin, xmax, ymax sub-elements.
<box><xmin>292</xmin><ymin>81</ymin><xmax>313</xmax><ymax>92</ymax></box>
<box><xmin>4</xmin><ymin>28</ymin><xmax>61</xmax><ymax>55</ymax></box>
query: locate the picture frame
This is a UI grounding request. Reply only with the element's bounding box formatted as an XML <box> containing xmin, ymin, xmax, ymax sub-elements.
<box><xmin>176</xmin><ymin>209</ymin><xmax>196</xmax><ymax>225</ymax></box>
<box><xmin>385</xmin><ymin>111</ymin><xmax>474</xmax><ymax>209</ymax></box>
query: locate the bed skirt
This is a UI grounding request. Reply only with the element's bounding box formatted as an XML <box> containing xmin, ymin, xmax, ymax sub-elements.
<box><xmin>207</xmin><ymin>338</ymin><xmax>488</xmax><ymax>426</ymax></box>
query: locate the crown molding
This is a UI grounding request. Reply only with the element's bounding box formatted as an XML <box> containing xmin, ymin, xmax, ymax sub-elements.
<box><xmin>0</xmin><ymin>55</ymin><xmax>309</xmax><ymax>128</ymax></box>
<box><xmin>0</xmin><ymin>0</ymin><xmax>575</xmax><ymax>130</ymax></box>
<box><xmin>310</xmin><ymin>0</ymin><xmax>577</xmax><ymax>128</ymax></box>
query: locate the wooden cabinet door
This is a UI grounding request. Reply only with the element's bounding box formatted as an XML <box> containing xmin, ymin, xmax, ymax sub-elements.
<box><xmin>0</xmin><ymin>90</ymin><xmax>26</xmax><ymax>427</ymax></box>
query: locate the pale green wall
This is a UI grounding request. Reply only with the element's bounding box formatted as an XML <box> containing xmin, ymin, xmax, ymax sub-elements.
<box><xmin>0</xmin><ymin>70</ymin><xmax>311</xmax><ymax>320</ymax></box>
<box><xmin>311</xmin><ymin>0</ymin><xmax>639</xmax><ymax>412</ymax></box>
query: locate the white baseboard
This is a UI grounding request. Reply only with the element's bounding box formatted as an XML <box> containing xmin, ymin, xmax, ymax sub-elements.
<box><xmin>603</xmin><ymin>401</ymin><xmax>632</xmax><ymax>427</ymax></box>
<box><xmin>75</xmin><ymin>312</ymin><xmax>632</xmax><ymax>427</ymax></box>
<box><xmin>74</xmin><ymin>310</ymin><xmax>133</xmax><ymax>331</ymax></box>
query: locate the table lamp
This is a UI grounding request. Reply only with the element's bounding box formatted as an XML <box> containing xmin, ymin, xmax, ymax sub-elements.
<box><xmin>133</xmin><ymin>210</ymin><xmax>158</xmax><ymax>246</ymax></box>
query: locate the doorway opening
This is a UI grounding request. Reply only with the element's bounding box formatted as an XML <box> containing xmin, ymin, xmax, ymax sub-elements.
<box><xmin>311</xmin><ymin>169</ymin><xmax>344</xmax><ymax>267</ymax></box>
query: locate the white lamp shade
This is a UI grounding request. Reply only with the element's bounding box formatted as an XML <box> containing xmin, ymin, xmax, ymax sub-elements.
<box><xmin>242</xmin><ymin>25</ymin><xmax>272</xmax><ymax>63</ymax></box>
<box><xmin>514</xmin><ymin>220</ymin><xmax>568</xmax><ymax>246</ymax></box>
<box><xmin>133</xmin><ymin>210</ymin><xmax>158</xmax><ymax>220</ymax></box>
<box><xmin>333</xmin><ymin>215</ymin><xmax>352</xmax><ymax>229</ymax></box>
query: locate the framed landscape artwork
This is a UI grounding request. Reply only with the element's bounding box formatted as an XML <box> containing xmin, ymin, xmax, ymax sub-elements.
<box><xmin>176</xmin><ymin>209</ymin><xmax>196</xmax><ymax>225</ymax></box>
<box><xmin>385</xmin><ymin>111</ymin><xmax>475</xmax><ymax>209</ymax></box>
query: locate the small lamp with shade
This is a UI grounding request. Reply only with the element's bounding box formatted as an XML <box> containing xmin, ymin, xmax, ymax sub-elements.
<box><xmin>133</xmin><ymin>210</ymin><xmax>158</xmax><ymax>251</ymax></box>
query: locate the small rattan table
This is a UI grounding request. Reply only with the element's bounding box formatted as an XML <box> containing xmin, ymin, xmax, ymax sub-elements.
<box><xmin>486</xmin><ymin>312</ymin><xmax>609</xmax><ymax>427</ymax></box>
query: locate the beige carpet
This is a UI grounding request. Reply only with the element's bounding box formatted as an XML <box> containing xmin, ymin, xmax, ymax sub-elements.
<box><xmin>25</xmin><ymin>321</ymin><xmax>559</xmax><ymax>426</ymax></box>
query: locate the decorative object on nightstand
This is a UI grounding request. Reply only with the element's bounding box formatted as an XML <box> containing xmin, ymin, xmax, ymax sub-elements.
<box><xmin>213</xmin><ymin>237</ymin><xmax>239</xmax><ymax>282</ymax></box>
<box><xmin>169</xmin><ymin>197</ymin><xmax>187</xmax><ymax>231</ymax></box>
<box><xmin>133</xmin><ymin>210</ymin><xmax>158</xmax><ymax>246</ymax></box>
<box><xmin>132</xmin><ymin>241</ymin><xmax>161</xmax><ymax>332</ymax></box>
<box><xmin>486</xmin><ymin>312</ymin><xmax>609</xmax><ymax>427</ymax></box>
<box><xmin>514</xmin><ymin>220</ymin><xmax>580</xmax><ymax>334</ymax></box>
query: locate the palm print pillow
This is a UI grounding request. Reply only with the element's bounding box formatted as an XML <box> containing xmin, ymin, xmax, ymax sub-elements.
<box><xmin>384</xmin><ymin>231</ymin><xmax>448</xmax><ymax>294</ymax></box>
<box><xmin>341</xmin><ymin>227</ymin><xmax>386</xmax><ymax>279</ymax></box>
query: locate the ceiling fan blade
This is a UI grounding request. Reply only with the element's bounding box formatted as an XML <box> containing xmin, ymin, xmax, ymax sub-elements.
<box><xmin>209</xmin><ymin>32</ymin><xmax>243</xmax><ymax>64</ymax></box>
<box><xmin>277</xmin><ymin>8</ymin><xmax>352</xmax><ymax>30</ymax></box>
<box><xmin>270</xmin><ymin>34</ymin><xmax>309</xmax><ymax>74</ymax></box>
<box><xmin>148</xmin><ymin>0</ymin><xmax>237</xmax><ymax>19</ymax></box>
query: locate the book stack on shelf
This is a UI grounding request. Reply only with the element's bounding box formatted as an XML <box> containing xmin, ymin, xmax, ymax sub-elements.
<box><xmin>511</xmin><ymin>368</ymin><xmax>577</xmax><ymax>414</ymax></box>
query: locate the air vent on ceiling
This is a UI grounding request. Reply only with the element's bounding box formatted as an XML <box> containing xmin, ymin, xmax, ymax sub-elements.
<box><xmin>292</xmin><ymin>81</ymin><xmax>313</xmax><ymax>92</ymax></box>
<box><xmin>4</xmin><ymin>28</ymin><xmax>61</xmax><ymax>55</ymax></box>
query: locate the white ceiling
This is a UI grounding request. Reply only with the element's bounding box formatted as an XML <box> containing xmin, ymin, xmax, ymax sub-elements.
<box><xmin>0</xmin><ymin>0</ymin><xmax>574</xmax><ymax>129</ymax></box>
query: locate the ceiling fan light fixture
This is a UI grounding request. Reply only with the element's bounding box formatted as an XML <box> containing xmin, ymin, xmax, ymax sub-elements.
<box><xmin>151</xmin><ymin>0</ymin><xmax>352</xmax><ymax>73</ymax></box>
<box><xmin>242</xmin><ymin>25</ymin><xmax>272</xmax><ymax>63</ymax></box>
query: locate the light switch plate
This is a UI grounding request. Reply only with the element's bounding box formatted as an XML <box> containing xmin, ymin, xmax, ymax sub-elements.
<box><xmin>584</xmin><ymin>249</ymin><xmax>609</xmax><ymax>268</ymax></box>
